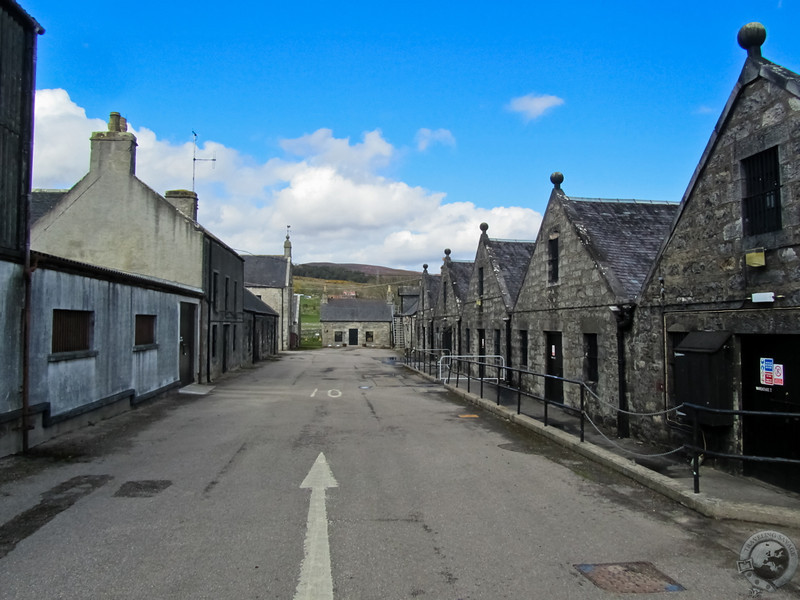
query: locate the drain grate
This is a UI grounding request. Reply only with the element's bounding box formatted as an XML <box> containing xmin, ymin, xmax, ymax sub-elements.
<box><xmin>114</xmin><ymin>480</ymin><xmax>172</xmax><ymax>498</ymax></box>
<box><xmin>575</xmin><ymin>562</ymin><xmax>685</xmax><ymax>593</ymax></box>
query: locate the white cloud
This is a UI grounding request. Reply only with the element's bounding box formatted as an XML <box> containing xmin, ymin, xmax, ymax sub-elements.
<box><xmin>507</xmin><ymin>93</ymin><xmax>564</xmax><ymax>122</ymax></box>
<box><xmin>415</xmin><ymin>128</ymin><xmax>456</xmax><ymax>151</ymax></box>
<box><xmin>32</xmin><ymin>89</ymin><xmax>542</xmax><ymax>270</ymax></box>
<box><xmin>32</xmin><ymin>89</ymin><xmax>106</xmax><ymax>188</ymax></box>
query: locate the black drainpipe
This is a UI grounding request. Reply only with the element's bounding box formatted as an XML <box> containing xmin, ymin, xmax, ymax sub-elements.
<box><xmin>206</xmin><ymin>239</ymin><xmax>212</xmax><ymax>383</ymax></box>
<box><xmin>614</xmin><ymin>305</ymin><xmax>634</xmax><ymax>438</ymax></box>
<box><xmin>22</xmin><ymin>210</ymin><xmax>33</xmax><ymax>453</ymax></box>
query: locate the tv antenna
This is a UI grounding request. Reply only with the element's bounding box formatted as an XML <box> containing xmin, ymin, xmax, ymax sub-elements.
<box><xmin>192</xmin><ymin>131</ymin><xmax>217</xmax><ymax>192</ymax></box>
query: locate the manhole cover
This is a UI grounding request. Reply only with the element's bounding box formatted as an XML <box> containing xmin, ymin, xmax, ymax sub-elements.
<box><xmin>575</xmin><ymin>562</ymin><xmax>685</xmax><ymax>593</ymax></box>
<box><xmin>114</xmin><ymin>480</ymin><xmax>172</xmax><ymax>498</ymax></box>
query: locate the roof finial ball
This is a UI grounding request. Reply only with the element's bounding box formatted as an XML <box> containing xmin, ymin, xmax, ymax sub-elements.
<box><xmin>480</xmin><ymin>222</ymin><xmax>489</xmax><ymax>233</ymax></box>
<box><xmin>550</xmin><ymin>172</ymin><xmax>564</xmax><ymax>190</ymax></box>
<box><xmin>738</xmin><ymin>22</ymin><xmax>766</xmax><ymax>59</ymax></box>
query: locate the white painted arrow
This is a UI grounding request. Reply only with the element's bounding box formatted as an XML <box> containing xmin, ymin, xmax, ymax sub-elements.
<box><xmin>294</xmin><ymin>452</ymin><xmax>338</xmax><ymax>600</ymax></box>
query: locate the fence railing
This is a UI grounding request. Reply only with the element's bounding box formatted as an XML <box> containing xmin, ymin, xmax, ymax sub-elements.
<box><xmin>682</xmin><ymin>403</ymin><xmax>800</xmax><ymax>493</ymax></box>
<box><xmin>438</xmin><ymin>354</ymin><xmax>504</xmax><ymax>383</ymax></box>
<box><xmin>438</xmin><ymin>355</ymin><xmax>593</xmax><ymax>443</ymax></box>
<box><xmin>405</xmin><ymin>348</ymin><xmax>451</xmax><ymax>377</ymax></box>
<box><xmin>404</xmin><ymin>351</ymin><xmax>800</xmax><ymax>494</ymax></box>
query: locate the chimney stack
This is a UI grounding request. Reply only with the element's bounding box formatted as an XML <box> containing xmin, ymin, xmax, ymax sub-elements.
<box><xmin>165</xmin><ymin>189</ymin><xmax>199</xmax><ymax>221</ymax></box>
<box><xmin>90</xmin><ymin>112</ymin><xmax>137</xmax><ymax>176</ymax></box>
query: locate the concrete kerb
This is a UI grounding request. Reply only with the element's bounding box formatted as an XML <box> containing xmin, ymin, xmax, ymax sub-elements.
<box><xmin>403</xmin><ymin>364</ymin><xmax>800</xmax><ymax>528</ymax></box>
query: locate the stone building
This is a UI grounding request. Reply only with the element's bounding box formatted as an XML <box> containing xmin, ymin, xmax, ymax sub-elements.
<box><xmin>393</xmin><ymin>286</ymin><xmax>420</xmax><ymax>350</ymax></box>
<box><xmin>514</xmin><ymin>173</ymin><xmax>677</xmax><ymax>432</ymax></box>
<box><xmin>415</xmin><ymin>264</ymin><xmax>441</xmax><ymax>351</ymax></box>
<box><xmin>243</xmin><ymin>288</ymin><xmax>279</xmax><ymax>362</ymax></box>
<box><xmin>243</xmin><ymin>236</ymin><xmax>296</xmax><ymax>351</ymax></box>
<box><xmin>431</xmin><ymin>250</ymin><xmax>473</xmax><ymax>356</ymax></box>
<box><xmin>320</xmin><ymin>298</ymin><xmax>393</xmax><ymax>347</ymax></box>
<box><xmin>630</xmin><ymin>23</ymin><xmax>800</xmax><ymax>491</ymax></box>
<box><xmin>31</xmin><ymin>114</ymin><xmax>245</xmax><ymax>383</ymax></box>
<box><xmin>460</xmin><ymin>223</ymin><xmax>534</xmax><ymax>378</ymax></box>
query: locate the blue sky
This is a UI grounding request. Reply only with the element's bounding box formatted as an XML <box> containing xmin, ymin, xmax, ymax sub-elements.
<box><xmin>22</xmin><ymin>0</ymin><xmax>800</xmax><ymax>269</ymax></box>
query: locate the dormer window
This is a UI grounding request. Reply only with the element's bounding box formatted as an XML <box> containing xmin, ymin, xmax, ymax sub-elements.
<box><xmin>743</xmin><ymin>146</ymin><xmax>781</xmax><ymax>236</ymax></box>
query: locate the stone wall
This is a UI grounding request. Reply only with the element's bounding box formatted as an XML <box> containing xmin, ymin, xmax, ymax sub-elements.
<box><xmin>630</xmin><ymin>69</ymin><xmax>800</xmax><ymax>450</ymax></box>
<box><xmin>322</xmin><ymin>321</ymin><xmax>392</xmax><ymax>348</ymax></box>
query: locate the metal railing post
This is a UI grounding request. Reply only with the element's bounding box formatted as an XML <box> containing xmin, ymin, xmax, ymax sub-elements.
<box><xmin>496</xmin><ymin>363</ymin><xmax>501</xmax><ymax>405</ymax></box>
<box><xmin>580</xmin><ymin>386</ymin><xmax>585</xmax><ymax>443</ymax></box>
<box><xmin>691</xmin><ymin>407</ymin><xmax>701</xmax><ymax>493</ymax></box>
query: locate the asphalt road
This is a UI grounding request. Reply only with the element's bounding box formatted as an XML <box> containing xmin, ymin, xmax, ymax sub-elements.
<box><xmin>0</xmin><ymin>348</ymin><xmax>798</xmax><ymax>599</ymax></box>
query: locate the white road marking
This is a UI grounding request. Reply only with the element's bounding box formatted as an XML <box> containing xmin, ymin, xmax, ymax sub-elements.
<box><xmin>294</xmin><ymin>453</ymin><xmax>338</xmax><ymax>600</ymax></box>
<box><xmin>327</xmin><ymin>389</ymin><xmax>342</xmax><ymax>398</ymax></box>
<box><xmin>311</xmin><ymin>388</ymin><xmax>318</xmax><ymax>398</ymax></box>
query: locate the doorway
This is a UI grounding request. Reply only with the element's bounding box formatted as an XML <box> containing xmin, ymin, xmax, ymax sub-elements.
<box><xmin>741</xmin><ymin>334</ymin><xmax>800</xmax><ymax>492</ymax></box>
<box><xmin>349</xmin><ymin>328</ymin><xmax>359</xmax><ymax>346</ymax></box>
<box><xmin>179</xmin><ymin>303</ymin><xmax>196</xmax><ymax>385</ymax></box>
<box><xmin>222</xmin><ymin>324</ymin><xmax>230</xmax><ymax>373</ymax></box>
<box><xmin>545</xmin><ymin>331</ymin><xmax>564</xmax><ymax>403</ymax></box>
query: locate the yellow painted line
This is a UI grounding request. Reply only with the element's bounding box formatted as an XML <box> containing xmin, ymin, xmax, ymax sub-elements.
<box><xmin>458</xmin><ymin>414</ymin><xmax>479</xmax><ymax>418</ymax></box>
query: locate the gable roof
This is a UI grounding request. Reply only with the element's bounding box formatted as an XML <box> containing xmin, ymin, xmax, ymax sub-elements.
<box><xmin>446</xmin><ymin>260</ymin><xmax>474</xmax><ymax>302</ymax></box>
<box><xmin>421</xmin><ymin>268</ymin><xmax>441</xmax><ymax>313</ymax></box>
<box><xmin>641</xmin><ymin>23</ymin><xmax>799</xmax><ymax>292</ymax></box>
<box><xmin>484</xmin><ymin>238</ymin><xmax>536</xmax><ymax>308</ymax></box>
<box><xmin>320</xmin><ymin>298</ymin><xmax>393</xmax><ymax>322</ymax></box>
<box><xmin>243</xmin><ymin>288</ymin><xmax>278</xmax><ymax>316</ymax></box>
<box><xmin>560</xmin><ymin>195</ymin><xmax>678</xmax><ymax>301</ymax></box>
<box><xmin>243</xmin><ymin>255</ymin><xmax>290</xmax><ymax>287</ymax></box>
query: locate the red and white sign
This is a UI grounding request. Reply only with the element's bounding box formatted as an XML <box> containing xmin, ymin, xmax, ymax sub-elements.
<box><xmin>774</xmin><ymin>364</ymin><xmax>785</xmax><ymax>386</ymax></box>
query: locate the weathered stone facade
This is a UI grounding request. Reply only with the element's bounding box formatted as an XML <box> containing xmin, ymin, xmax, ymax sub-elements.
<box><xmin>460</xmin><ymin>224</ymin><xmax>534</xmax><ymax>378</ymax></box>
<box><xmin>512</xmin><ymin>177</ymin><xmax>678</xmax><ymax>433</ymax></box>
<box><xmin>321</xmin><ymin>321</ymin><xmax>392</xmax><ymax>348</ymax></box>
<box><xmin>415</xmin><ymin>265</ymin><xmax>441</xmax><ymax>351</ymax></box>
<box><xmin>432</xmin><ymin>250</ymin><xmax>473</xmax><ymax>356</ymax></box>
<box><xmin>320</xmin><ymin>298</ymin><xmax>393</xmax><ymax>348</ymax></box>
<box><xmin>630</xmin><ymin>27</ymin><xmax>800</xmax><ymax>483</ymax></box>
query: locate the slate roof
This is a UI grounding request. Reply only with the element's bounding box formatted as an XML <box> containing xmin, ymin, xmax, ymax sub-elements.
<box><xmin>447</xmin><ymin>260</ymin><xmax>474</xmax><ymax>302</ymax></box>
<box><xmin>397</xmin><ymin>286</ymin><xmax>420</xmax><ymax>316</ymax></box>
<box><xmin>243</xmin><ymin>255</ymin><xmax>290</xmax><ymax>287</ymax></box>
<box><xmin>30</xmin><ymin>190</ymin><xmax>68</xmax><ymax>225</ymax></box>
<box><xmin>243</xmin><ymin>288</ymin><xmax>278</xmax><ymax>316</ymax></box>
<box><xmin>399</xmin><ymin>295</ymin><xmax>419</xmax><ymax>316</ymax></box>
<box><xmin>422</xmin><ymin>271</ymin><xmax>441</xmax><ymax>313</ymax></box>
<box><xmin>560</xmin><ymin>197</ymin><xmax>678</xmax><ymax>301</ymax></box>
<box><xmin>485</xmin><ymin>239</ymin><xmax>535</xmax><ymax>308</ymax></box>
<box><xmin>320</xmin><ymin>298</ymin><xmax>393</xmax><ymax>322</ymax></box>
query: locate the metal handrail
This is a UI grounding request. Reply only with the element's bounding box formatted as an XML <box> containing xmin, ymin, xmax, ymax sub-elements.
<box><xmin>682</xmin><ymin>402</ymin><xmax>800</xmax><ymax>493</ymax></box>
<box><xmin>438</xmin><ymin>354</ymin><xmax>503</xmax><ymax>382</ymax></box>
<box><xmin>443</xmin><ymin>356</ymin><xmax>590</xmax><ymax>443</ymax></box>
<box><xmin>405</xmin><ymin>348</ymin><xmax>451</xmax><ymax>377</ymax></box>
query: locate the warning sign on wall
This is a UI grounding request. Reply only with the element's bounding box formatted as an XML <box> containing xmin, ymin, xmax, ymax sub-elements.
<box><xmin>760</xmin><ymin>358</ymin><xmax>785</xmax><ymax>386</ymax></box>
